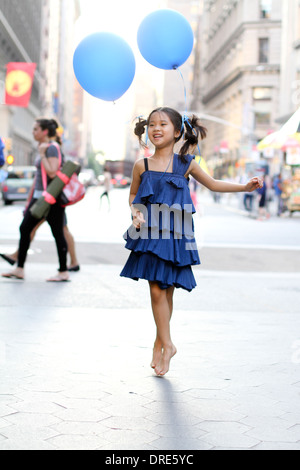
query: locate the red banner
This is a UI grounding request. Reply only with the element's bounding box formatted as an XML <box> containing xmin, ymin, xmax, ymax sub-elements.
<box><xmin>5</xmin><ymin>62</ymin><xmax>36</xmax><ymax>107</ymax></box>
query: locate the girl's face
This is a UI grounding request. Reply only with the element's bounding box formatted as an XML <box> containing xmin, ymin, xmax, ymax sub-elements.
<box><xmin>148</xmin><ymin>111</ymin><xmax>180</xmax><ymax>148</ymax></box>
<box><xmin>32</xmin><ymin>122</ymin><xmax>47</xmax><ymax>142</ymax></box>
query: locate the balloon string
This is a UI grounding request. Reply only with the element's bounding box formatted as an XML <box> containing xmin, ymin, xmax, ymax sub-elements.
<box><xmin>176</xmin><ymin>67</ymin><xmax>202</xmax><ymax>159</ymax></box>
<box><xmin>176</xmin><ymin>67</ymin><xmax>188</xmax><ymax>117</ymax></box>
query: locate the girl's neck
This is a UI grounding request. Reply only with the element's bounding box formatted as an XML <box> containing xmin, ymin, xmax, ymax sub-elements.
<box><xmin>153</xmin><ymin>145</ymin><xmax>174</xmax><ymax>161</ymax></box>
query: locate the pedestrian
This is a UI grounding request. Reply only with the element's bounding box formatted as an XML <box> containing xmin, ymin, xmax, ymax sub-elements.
<box><xmin>100</xmin><ymin>165</ymin><xmax>111</xmax><ymax>209</ymax></box>
<box><xmin>0</xmin><ymin>219</ymin><xmax>80</xmax><ymax>272</ymax></box>
<box><xmin>0</xmin><ymin>137</ymin><xmax>5</xmax><ymax>168</ymax></box>
<box><xmin>256</xmin><ymin>175</ymin><xmax>270</xmax><ymax>220</ymax></box>
<box><xmin>273</xmin><ymin>173</ymin><xmax>284</xmax><ymax>216</ymax></box>
<box><xmin>120</xmin><ymin>107</ymin><xmax>262</xmax><ymax>376</ymax></box>
<box><xmin>1</xmin><ymin>118</ymin><xmax>69</xmax><ymax>281</ymax></box>
<box><xmin>241</xmin><ymin>173</ymin><xmax>254</xmax><ymax>212</ymax></box>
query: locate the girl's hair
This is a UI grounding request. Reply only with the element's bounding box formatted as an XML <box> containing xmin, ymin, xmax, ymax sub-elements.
<box><xmin>36</xmin><ymin>118</ymin><xmax>62</xmax><ymax>145</ymax></box>
<box><xmin>134</xmin><ymin>107</ymin><xmax>207</xmax><ymax>162</ymax></box>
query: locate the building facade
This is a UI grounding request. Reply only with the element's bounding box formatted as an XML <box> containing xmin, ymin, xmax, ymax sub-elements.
<box><xmin>199</xmin><ymin>0</ymin><xmax>282</xmax><ymax>173</ymax></box>
<box><xmin>0</xmin><ymin>0</ymin><xmax>89</xmax><ymax>166</ymax></box>
<box><xmin>278</xmin><ymin>0</ymin><xmax>300</xmax><ymax>123</ymax></box>
<box><xmin>0</xmin><ymin>0</ymin><xmax>43</xmax><ymax>165</ymax></box>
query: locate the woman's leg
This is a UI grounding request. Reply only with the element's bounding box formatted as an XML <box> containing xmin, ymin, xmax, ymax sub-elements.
<box><xmin>63</xmin><ymin>225</ymin><xmax>79</xmax><ymax>269</ymax></box>
<box><xmin>6</xmin><ymin>219</ymin><xmax>45</xmax><ymax>263</ymax></box>
<box><xmin>149</xmin><ymin>281</ymin><xmax>176</xmax><ymax>376</ymax></box>
<box><xmin>1</xmin><ymin>201</ymin><xmax>43</xmax><ymax>279</ymax></box>
<box><xmin>46</xmin><ymin>204</ymin><xmax>69</xmax><ymax>279</ymax></box>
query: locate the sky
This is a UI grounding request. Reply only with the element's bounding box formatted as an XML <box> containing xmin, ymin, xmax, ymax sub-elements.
<box><xmin>76</xmin><ymin>0</ymin><xmax>165</xmax><ymax>158</ymax></box>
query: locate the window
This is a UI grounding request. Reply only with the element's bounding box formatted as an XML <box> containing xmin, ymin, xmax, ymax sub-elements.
<box><xmin>253</xmin><ymin>87</ymin><xmax>272</xmax><ymax>100</ymax></box>
<box><xmin>260</xmin><ymin>0</ymin><xmax>272</xmax><ymax>19</ymax></box>
<box><xmin>253</xmin><ymin>92</ymin><xmax>272</xmax><ymax>127</ymax></box>
<box><xmin>254</xmin><ymin>110</ymin><xmax>271</xmax><ymax>126</ymax></box>
<box><xmin>259</xmin><ymin>38</ymin><xmax>269</xmax><ymax>63</ymax></box>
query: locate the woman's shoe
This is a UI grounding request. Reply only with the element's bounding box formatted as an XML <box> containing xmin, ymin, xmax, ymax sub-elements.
<box><xmin>0</xmin><ymin>254</ymin><xmax>16</xmax><ymax>266</ymax></box>
<box><xmin>68</xmin><ymin>265</ymin><xmax>80</xmax><ymax>272</ymax></box>
<box><xmin>1</xmin><ymin>270</ymin><xmax>24</xmax><ymax>280</ymax></box>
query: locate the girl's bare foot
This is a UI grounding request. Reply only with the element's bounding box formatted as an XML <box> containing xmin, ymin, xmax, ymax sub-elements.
<box><xmin>154</xmin><ymin>344</ymin><xmax>177</xmax><ymax>377</ymax></box>
<box><xmin>151</xmin><ymin>340</ymin><xmax>163</xmax><ymax>369</ymax></box>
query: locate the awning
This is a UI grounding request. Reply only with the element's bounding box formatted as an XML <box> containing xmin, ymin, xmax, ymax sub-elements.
<box><xmin>258</xmin><ymin>107</ymin><xmax>300</xmax><ymax>150</ymax></box>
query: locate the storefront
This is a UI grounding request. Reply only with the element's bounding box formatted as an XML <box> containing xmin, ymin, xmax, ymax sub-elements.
<box><xmin>282</xmin><ymin>148</ymin><xmax>300</xmax><ymax>215</ymax></box>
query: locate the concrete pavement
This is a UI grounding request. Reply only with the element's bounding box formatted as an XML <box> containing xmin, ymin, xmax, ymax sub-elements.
<box><xmin>0</xmin><ymin>258</ymin><xmax>300</xmax><ymax>450</ymax></box>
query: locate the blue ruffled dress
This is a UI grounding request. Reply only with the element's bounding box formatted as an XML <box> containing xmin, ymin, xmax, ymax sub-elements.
<box><xmin>120</xmin><ymin>154</ymin><xmax>200</xmax><ymax>291</ymax></box>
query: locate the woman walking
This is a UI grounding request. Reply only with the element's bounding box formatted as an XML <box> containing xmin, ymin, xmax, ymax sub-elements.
<box><xmin>1</xmin><ymin>118</ymin><xmax>69</xmax><ymax>282</ymax></box>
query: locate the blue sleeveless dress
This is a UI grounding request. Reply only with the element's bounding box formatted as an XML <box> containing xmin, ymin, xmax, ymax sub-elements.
<box><xmin>120</xmin><ymin>154</ymin><xmax>200</xmax><ymax>291</ymax></box>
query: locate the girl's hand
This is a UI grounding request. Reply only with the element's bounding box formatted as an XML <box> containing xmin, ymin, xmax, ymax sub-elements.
<box><xmin>245</xmin><ymin>177</ymin><xmax>263</xmax><ymax>192</ymax></box>
<box><xmin>132</xmin><ymin>210</ymin><xmax>145</xmax><ymax>229</ymax></box>
<box><xmin>38</xmin><ymin>143</ymin><xmax>49</xmax><ymax>157</ymax></box>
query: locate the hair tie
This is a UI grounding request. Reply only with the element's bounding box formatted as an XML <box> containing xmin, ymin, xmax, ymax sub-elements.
<box><xmin>181</xmin><ymin>113</ymin><xmax>202</xmax><ymax>158</ymax></box>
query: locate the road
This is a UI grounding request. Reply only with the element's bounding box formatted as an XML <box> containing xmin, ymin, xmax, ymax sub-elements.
<box><xmin>1</xmin><ymin>187</ymin><xmax>300</xmax><ymax>450</ymax></box>
<box><xmin>0</xmin><ymin>185</ymin><xmax>299</xmax><ymax>272</ymax></box>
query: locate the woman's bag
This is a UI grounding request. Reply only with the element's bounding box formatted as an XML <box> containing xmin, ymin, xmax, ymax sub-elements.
<box><xmin>41</xmin><ymin>142</ymin><xmax>85</xmax><ymax>207</ymax></box>
<box><xmin>30</xmin><ymin>160</ymin><xmax>79</xmax><ymax>219</ymax></box>
<box><xmin>58</xmin><ymin>172</ymin><xmax>86</xmax><ymax>207</ymax></box>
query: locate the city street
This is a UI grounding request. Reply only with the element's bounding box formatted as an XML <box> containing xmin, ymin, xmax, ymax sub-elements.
<box><xmin>0</xmin><ymin>187</ymin><xmax>300</xmax><ymax>450</ymax></box>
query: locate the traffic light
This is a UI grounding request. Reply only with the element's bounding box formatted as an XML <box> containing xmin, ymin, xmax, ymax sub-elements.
<box><xmin>6</xmin><ymin>155</ymin><xmax>14</xmax><ymax>165</ymax></box>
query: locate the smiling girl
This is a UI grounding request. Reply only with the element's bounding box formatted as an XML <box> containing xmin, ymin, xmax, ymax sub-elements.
<box><xmin>121</xmin><ymin>107</ymin><xmax>262</xmax><ymax>377</ymax></box>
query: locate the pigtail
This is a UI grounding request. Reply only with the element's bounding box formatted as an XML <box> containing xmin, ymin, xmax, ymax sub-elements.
<box><xmin>179</xmin><ymin>115</ymin><xmax>207</xmax><ymax>161</ymax></box>
<box><xmin>134</xmin><ymin>117</ymin><xmax>148</xmax><ymax>149</ymax></box>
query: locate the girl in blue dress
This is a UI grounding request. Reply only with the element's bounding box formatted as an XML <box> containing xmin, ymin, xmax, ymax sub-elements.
<box><xmin>121</xmin><ymin>107</ymin><xmax>262</xmax><ymax>376</ymax></box>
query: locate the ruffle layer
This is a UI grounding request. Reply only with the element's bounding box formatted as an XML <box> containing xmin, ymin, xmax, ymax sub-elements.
<box><xmin>121</xmin><ymin>156</ymin><xmax>199</xmax><ymax>291</ymax></box>
<box><xmin>120</xmin><ymin>251</ymin><xmax>197</xmax><ymax>292</ymax></box>
<box><xmin>124</xmin><ymin>227</ymin><xmax>200</xmax><ymax>267</ymax></box>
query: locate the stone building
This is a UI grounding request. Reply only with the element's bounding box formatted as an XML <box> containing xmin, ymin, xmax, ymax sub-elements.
<box><xmin>0</xmin><ymin>0</ymin><xmax>88</xmax><ymax>166</ymax></box>
<box><xmin>199</xmin><ymin>0</ymin><xmax>282</xmax><ymax>172</ymax></box>
<box><xmin>0</xmin><ymin>0</ymin><xmax>43</xmax><ymax>164</ymax></box>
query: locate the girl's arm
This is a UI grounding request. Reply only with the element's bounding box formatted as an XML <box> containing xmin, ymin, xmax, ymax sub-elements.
<box><xmin>129</xmin><ymin>159</ymin><xmax>146</xmax><ymax>228</ymax></box>
<box><xmin>39</xmin><ymin>143</ymin><xmax>59</xmax><ymax>179</ymax></box>
<box><xmin>188</xmin><ymin>159</ymin><xmax>262</xmax><ymax>193</ymax></box>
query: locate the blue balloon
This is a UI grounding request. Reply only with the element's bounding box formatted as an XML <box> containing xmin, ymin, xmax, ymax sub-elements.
<box><xmin>73</xmin><ymin>32</ymin><xmax>136</xmax><ymax>101</ymax></box>
<box><xmin>137</xmin><ymin>9</ymin><xmax>194</xmax><ymax>70</ymax></box>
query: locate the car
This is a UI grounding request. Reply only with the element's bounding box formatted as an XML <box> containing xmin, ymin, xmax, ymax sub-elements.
<box><xmin>1</xmin><ymin>166</ymin><xmax>36</xmax><ymax>205</ymax></box>
<box><xmin>111</xmin><ymin>174</ymin><xmax>131</xmax><ymax>188</ymax></box>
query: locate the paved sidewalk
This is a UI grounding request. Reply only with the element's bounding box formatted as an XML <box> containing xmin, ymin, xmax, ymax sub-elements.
<box><xmin>0</xmin><ymin>262</ymin><xmax>300</xmax><ymax>450</ymax></box>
